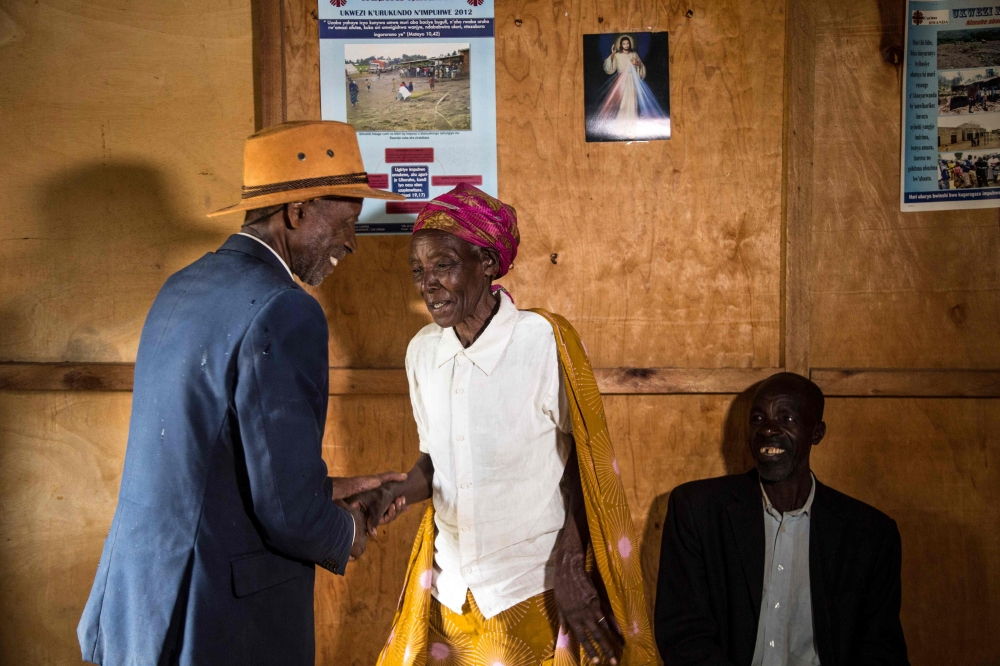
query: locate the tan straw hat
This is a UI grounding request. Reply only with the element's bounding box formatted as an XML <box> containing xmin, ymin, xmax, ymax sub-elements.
<box><xmin>207</xmin><ymin>120</ymin><xmax>403</xmax><ymax>217</ymax></box>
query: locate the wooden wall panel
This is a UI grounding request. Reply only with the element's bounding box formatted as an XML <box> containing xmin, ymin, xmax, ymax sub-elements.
<box><xmin>0</xmin><ymin>392</ymin><xmax>131</xmax><ymax>665</ymax></box>
<box><xmin>495</xmin><ymin>0</ymin><xmax>784</xmax><ymax>370</ymax></box>
<box><xmin>0</xmin><ymin>0</ymin><xmax>254</xmax><ymax>364</ymax></box>
<box><xmin>812</xmin><ymin>398</ymin><xmax>1000</xmax><ymax>666</ymax></box>
<box><xmin>809</xmin><ymin>3</ymin><xmax>1000</xmax><ymax>369</ymax></box>
<box><xmin>262</xmin><ymin>0</ymin><xmax>785</xmax><ymax>369</ymax></box>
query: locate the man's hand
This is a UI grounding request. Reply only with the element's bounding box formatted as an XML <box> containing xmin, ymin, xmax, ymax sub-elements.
<box><xmin>339</xmin><ymin>502</ymin><xmax>368</xmax><ymax>561</ymax></box>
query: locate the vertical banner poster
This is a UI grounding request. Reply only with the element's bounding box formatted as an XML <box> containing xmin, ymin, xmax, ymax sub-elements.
<box><xmin>902</xmin><ymin>0</ymin><xmax>1000</xmax><ymax>210</ymax></box>
<box><xmin>319</xmin><ymin>0</ymin><xmax>497</xmax><ymax>234</ymax></box>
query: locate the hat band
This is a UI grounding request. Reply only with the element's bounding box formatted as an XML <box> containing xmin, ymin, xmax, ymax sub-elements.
<box><xmin>241</xmin><ymin>172</ymin><xmax>369</xmax><ymax>199</ymax></box>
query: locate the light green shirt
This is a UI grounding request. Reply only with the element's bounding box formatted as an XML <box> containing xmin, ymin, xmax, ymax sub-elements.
<box><xmin>751</xmin><ymin>475</ymin><xmax>821</xmax><ymax>666</ymax></box>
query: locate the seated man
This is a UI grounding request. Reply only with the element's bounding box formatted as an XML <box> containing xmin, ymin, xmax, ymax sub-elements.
<box><xmin>354</xmin><ymin>184</ymin><xmax>659</xmax><ymax>666</ymax></box>
<box><xmin>654</xmin><ymin>372</ymin><xmax>909</xmax><ymax>666</ymax></box>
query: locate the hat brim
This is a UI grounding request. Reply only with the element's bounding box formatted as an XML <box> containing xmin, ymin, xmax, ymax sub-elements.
<box><xmin>206</xmin><ymin>183</ymin><xmax>405</xmax><ymax>218</ymax></box>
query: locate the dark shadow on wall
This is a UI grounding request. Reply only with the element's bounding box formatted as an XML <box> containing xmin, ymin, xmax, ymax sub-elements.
<box><xmin>878</xmin><ymin>0</ymin><xmax>906</xmax><ymax>66</ymax></box>
<box><xmin>0</xmin><ymin>161</ymin><xmax>224</xmax><ymax>361</ymax></box>
<box><xmin>638</xmin><ymin>384</ymin><xmax>760</xmax><ymax>640</ymax></box>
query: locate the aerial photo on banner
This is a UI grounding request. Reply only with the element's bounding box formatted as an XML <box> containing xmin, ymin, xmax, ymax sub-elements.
<box><xmin>320</xmin><ymin>0</ymin><xmax>497</xmax><ymax>234</ymax></box>
<box><xmin>901</xmin><ymin>0</ymin><xmax>1000</xmax><ymax>210</ymax></box>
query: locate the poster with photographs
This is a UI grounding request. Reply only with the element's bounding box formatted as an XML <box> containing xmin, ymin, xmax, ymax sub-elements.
<box><xmin>319</xmin><ymin>0</ymin><xmax>497</xmax><ymax>234</ymax></box>
<box><xmin>900</xmin><ymin>0</ymin><xmax>1000</xmax><ymax>210</ymax></box>
<box><xmin>583</xmin><ymin>32</ymin><xmax>670</xmax><ymax>142</ymax></box>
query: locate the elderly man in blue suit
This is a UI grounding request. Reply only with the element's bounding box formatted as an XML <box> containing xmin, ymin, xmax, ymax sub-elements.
<box><xmin>78</xmin><ymin>121</ymin><xmax>407</xmax><ymax>666</ymax></box>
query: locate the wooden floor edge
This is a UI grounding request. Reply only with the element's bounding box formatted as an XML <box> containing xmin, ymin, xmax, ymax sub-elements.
<box><xmin>2</xmin><ymin>363</ymin><xmax>999</xmax><ymax>397</ymax></box>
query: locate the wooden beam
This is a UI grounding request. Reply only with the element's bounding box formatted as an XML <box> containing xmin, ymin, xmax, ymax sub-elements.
<box><xmin>781</xmin><ymin>0</ymin><xmax>818</xmax><ymax>376</ymax></box>
<box><xmin>594</xmin><ymin>368</ymin><xmax>781</xmax><ymax>395</ymax></box>
<box><xmin>813</xmin><ymin>369</ymin><xmax>1000</xmax><ymax>398</ymax></box>
<box><xmin>251</xmin><ymin>0</ymin><xmax>286</xmax><ymax>129</ymax></box>
<box><xmin>0</xmin><ymin>363</ymin><xmax>135</xmax><ymax>392</ymax></box>
<box><xmin>328</xmin><ymin>368</ymin><xmax>409</xmax><ymax>395</ymax></box>
<box><xmin>0</xmin><ymin>363</ymin><xmax>778</xmax><ymax>395</ymax></box>
<box><xmin>6</xmin><ymin>363</ymin><xmax>999</xmax><ymax>398</ymax></box>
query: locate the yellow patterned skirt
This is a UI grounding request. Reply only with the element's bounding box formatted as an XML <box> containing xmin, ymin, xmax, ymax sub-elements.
<box><xmin>426</xmin><ymin>589</ymin><xmax>561</xmax><ymax>666</ymax></box>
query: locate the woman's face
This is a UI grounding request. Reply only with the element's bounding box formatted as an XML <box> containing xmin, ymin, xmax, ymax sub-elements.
<box><xmin>620</xmin><ymin>38</ymin><xmax>631</xmax><ymax>52</ymax></box>
<box><xmin>409</xmin><ymin>229</ymin><xmax>496</xmax><ymax>329</ymax></box>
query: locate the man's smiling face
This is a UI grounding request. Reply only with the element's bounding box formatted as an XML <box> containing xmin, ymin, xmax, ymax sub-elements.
<box><xmin>747</xmin><ymin>377</ymin><xmax>825</xmax><ymax>483</ymax></box>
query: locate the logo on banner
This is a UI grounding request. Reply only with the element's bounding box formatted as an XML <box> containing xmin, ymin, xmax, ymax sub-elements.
<box><xmin>468</xmin><ymin>0</ymin><xmax>484</xmax><ymax>5</ymax></box>
<box><xmin>330</xmin><ymin>0</ymin><xmax>347</xmax><ymax>6</ymax></box>
<box><xmin>912</xmin><ymin>9</ymin><xmax>948</xmax><ymax>25</ymax></box>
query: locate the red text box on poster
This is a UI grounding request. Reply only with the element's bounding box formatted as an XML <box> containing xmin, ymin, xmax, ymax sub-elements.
<box><xmin>367</xmin><ymin>173</ymin><xmax>389</xmax><ymax>188</ymax></box>
<box><xmin>386</xmin><ymin>201</ymin><xmax>429</xmax><ymax>215</ymax></box>
<box><xmin>431</xmin><ymin>175</ymin><xmax>483</xmax><ymax>186</ymax></box>
<box><xmin>386</xmin><ymin>148</ymin><xmax>434</xmax><ymax>163</ymax></box>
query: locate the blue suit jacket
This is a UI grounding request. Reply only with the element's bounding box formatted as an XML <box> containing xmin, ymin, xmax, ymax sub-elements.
<box><xmin>78</xmin><ymin>234</ymin><xmax>354</xmax><ymax>666</ymax></box>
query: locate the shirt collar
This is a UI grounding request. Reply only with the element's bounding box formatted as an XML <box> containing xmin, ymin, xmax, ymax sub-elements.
<box><xmin>760</xmin><ymin>473</ymin><xmax>816</xmax><ymax>518</ymax></box>
<box><xmin>237</xmin><ymin>232</ymin><xmax>294</xmax><ymax>281</ymax></box>
<box><xmin>435</xmin><ymin>291</ymin><xmax>518</xmax><ymax>376</ymax></box>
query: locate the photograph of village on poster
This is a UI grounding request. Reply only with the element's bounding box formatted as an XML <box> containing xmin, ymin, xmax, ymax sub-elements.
<box><xmin>583</xmin><ymin>32</ymin><xmax>670</xmax><ymax>142</ymax></box>
<box><xmin>319</xmin><ymin>0</ymin><xmax>498</xmax><ymax>234</ymax></box>
<box><xmin>901</xmin><ymin>0</ymin><xmax>1000</xmax><ymax>210</ymax></box>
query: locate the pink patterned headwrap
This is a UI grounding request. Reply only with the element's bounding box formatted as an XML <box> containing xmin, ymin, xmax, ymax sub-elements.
<box><xmin>412</xmin><ymin>183</ymin><xmax>519</xmax><ymax>278</ymax></box>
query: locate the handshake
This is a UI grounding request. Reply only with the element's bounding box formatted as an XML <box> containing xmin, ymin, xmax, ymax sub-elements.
<box><xmin>330</xmin><ymin>472</ymin><xmax>410</xmax><ymax>560</ymax></box>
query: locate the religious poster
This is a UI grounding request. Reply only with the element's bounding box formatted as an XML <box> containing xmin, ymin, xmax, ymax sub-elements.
<box><xmin>319</xmin><ymin>0</ymin><xmax>498</xmax><ymax>234</ymax></box>
<box><xmin>901</xmin><ymin>0</ymin><xmax>1000</xmax><ymax>210</ymax></box>
<box><xmin>582</xmin><ymin>32</ymin><xmax>671</xmax><ymax>142</ymax></box>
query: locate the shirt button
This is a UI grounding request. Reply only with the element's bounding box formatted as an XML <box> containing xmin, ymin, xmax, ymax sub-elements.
<box><xmin>775</xmin><ymin>602</ymin><xmax>780</xmax><ymax>609</ymax></box>
<box><xmin>460</xmin><ymin>483</ymin><xmax>471</xmax><ymax>489</ymax></box>
<box><xmin>769</xmin><ymin>641</ymin><xmax>775</xmax><ymax>648</ymax></box>
<box><xmin>777</xmin><ymin>564</ymin><xmax>784</xmax><ymax>571</ymax></box>
<box><xmin>456</xmin><ymin>435</ymin><xmax>465</xmax><ymax>441</ymax></box>
<box><xmin>461</xmin><ymin>526</ymin><xmax>469</xmax><ymax>532</ymax></box>
<box><xmin>456</xmin><ymin>388</ymin><xmax>464</xmax><ymax>394</ymax></box>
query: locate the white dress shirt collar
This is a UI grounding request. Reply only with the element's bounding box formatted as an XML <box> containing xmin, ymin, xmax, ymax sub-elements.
<box><xmin>760</xmin><ymin>473</ymin><xmax>817</xmax><ymax>518</ymax></box>
<box><xmin>237</xmin><ymin>232</ymin><xmax>294</xmax><ymax>281</ymax></box>
<box><xmin>434</xmin><ymin>291</ymin><xmax>518</xmax><ymax>376</ymax></box>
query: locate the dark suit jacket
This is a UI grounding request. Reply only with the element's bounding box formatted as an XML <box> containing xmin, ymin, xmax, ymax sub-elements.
<box><xmin>78</xmin><ymin>235</ymin><xmax>354</xmax><ymax>666</ymax></box>
<box><xmin>655</xmin><ymin>470</ymin><xmax>908</xmax><ymax>666</ymax></box>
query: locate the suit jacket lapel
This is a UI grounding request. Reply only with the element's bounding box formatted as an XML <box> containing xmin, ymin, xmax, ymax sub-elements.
<box><xmin>727</xmin><ymin>470</ymin><xmax>765</xmax><ymax>620</ymax></box>
<box><xmin>809</xmin><ymin>477</ymin><xmax>845</xmax><ymax>666</ymax></box>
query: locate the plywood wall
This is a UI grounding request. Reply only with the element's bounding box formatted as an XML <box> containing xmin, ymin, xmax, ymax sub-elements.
<box><xmin>1</xmin><ymin>0</ymin><xmax>998</xmax><ymax>665</ymax></box>
<box><xmin>0</xmin><ymin>0</ymin><xmax>253</xmax><ymax>364</ymax></box>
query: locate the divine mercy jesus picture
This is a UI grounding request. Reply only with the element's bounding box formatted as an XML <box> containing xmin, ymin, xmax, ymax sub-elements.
<box><xmin>583</xmin><ymin>32</ymin><xmax>670</xmax><ymax>142</ymax></box>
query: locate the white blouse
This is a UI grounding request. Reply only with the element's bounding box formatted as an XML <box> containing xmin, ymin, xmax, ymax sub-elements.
<box><xmin>405</xmin><ymin>292</ymin><xmax>572</xmax><ymax>618</ymax></box>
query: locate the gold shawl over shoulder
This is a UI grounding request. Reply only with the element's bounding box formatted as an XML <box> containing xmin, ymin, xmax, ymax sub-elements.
<box><xmin>377</xmin><ymin>310</ymin><xmax>658</xmax><ymax>666</ymax></box>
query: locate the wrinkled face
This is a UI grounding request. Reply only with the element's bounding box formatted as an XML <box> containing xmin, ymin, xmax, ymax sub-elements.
<box><xmin>287</xmin><ymin>197</ymin><xmax>361</xmax><ymax>286</ymax></box>
<box><xmin>748</xmin><ymin>388</ymin><xmax>823</xmax><ymax>482</ymax></box>
<box><xmin>620</xmin><ymin>38</ymin><xmax>632</xmax><ymax>52</ymax></box>
<box><xmin>409</xmin><ymin>229</ymin><xmax>496</xmax><ymax>328</ymax></box>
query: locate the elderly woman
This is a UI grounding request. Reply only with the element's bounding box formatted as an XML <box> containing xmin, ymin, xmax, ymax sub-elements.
<box><xmin>356</xmin><ymin>184</ymin><xmax>657</xmax><ymax>666</ymax></box>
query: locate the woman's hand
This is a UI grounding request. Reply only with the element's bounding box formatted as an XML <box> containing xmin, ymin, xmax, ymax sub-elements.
<box><xmin>347</xmin><ymin>482</ymin><xmax>408</xmax><ymax>537</ymax></box>
<box><xmin>555</xmin><ymin>443</ymin><xmax>623</xmax><ymax>664</ymax></box>
<box><xmin>554</xmin><ymin>518</ymin><xmax>623</xmax><ymax>664</ymax></box>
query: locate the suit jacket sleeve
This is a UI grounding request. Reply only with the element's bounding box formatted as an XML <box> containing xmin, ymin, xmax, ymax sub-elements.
<box><xmin>857</xmin><ymin>520</ymin><xmax>910</xmax><ymax>665</ymax></box>
<box><xmin>235</xmin><ymin>288</ymin><xmax>354</xmax><ymax>575</ymax></box>
<box><xmin>655</xmin><ymin>487</ymin><xmax>737</xmax><ymax>666</ymax></box>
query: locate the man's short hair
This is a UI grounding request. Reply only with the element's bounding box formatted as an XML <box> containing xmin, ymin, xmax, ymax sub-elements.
<box><xmin>242</xmin><ymin>204</ymin><xmax>284</xmax><ymax>228</ymax></box>
<box><xmin>753</xmin><ymin>372</ymin><xmax>825</xmax><ymax>422</ymax></box>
